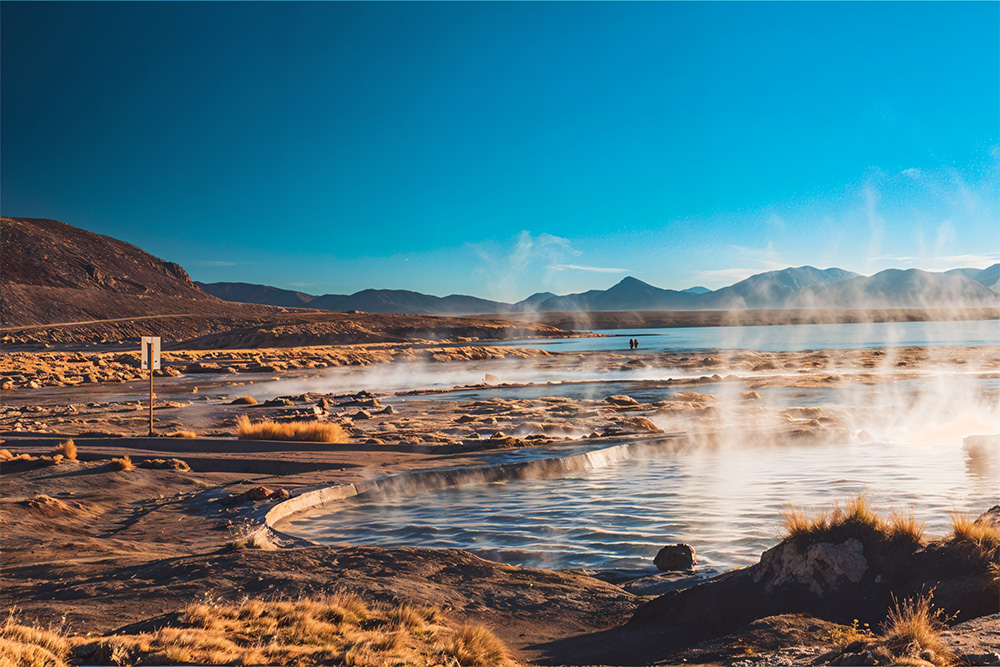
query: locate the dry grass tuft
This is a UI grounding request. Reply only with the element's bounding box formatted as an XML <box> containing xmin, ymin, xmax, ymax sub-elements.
<box><xmin>235</xmin><ymin>414</ymin><xmax>347</xmax><ymax>443</ymax></box>
<box><xmin>828</xmin><ymin>594</ymin><xmax>954</xmax><ymax>666</ymax></box>
<box><xmin>949</xmin><ymin>514</ymin><xmax>1000</xmax><ymax>568</ymax></box>
<box><xmin>0</xmin><ymin>613</ymin><xmax>71</xmax><ymax>667</ymax></box>
<box><xmin>108</xmin><ymin>455</ymin><xmax>135</xmax><ymax>471</ymax></box>
<box><xmin>52</xmin><ymin>439</ymin><xmax>76</xmax><ymax>461</ymax></box>
<box><xmin>886</xmin><ymin>510</ymin><xmax>926</xmax><ymax>545</ymax></box>
<box><xmin>166</xmin><ymin>430</ymin><xmax>197</xmax><ymax>438</ymax></box>
<box><xmin>230</xmin><ymin>395</ymin><xmax>258</xmax><ymax>405</ymax></box>
<box><xmin>69</xmin><ymin>596</ymin><xmax>514</xmax><ymax>667</ymax></box>
<box><xmin>781</xmin><ymin>493</ymin><xmax>924</xmax><ymax>547</ymax></box>
<box><xmin>138</xmin><ymin>457</ymin><xmax>191</xmax><ymax>471</ymax></box>
<box><xmin>0</xmin><ymin>448</ymin><xmax>34</xmax><ymax>463</ymax></box>
<box><xmin>881</xmin><ymin>594</ymin><xmax>954</xmax><ymax>666</ymax></box>
<box><xmin>446</xmin><ymin>623</ymin><xmax>510</xmax><ymax>666</ymax></box>
<box><xmin>225</xmin><ymin>526</ymin><xmax>276</xmax><ymax>552</ymax></box>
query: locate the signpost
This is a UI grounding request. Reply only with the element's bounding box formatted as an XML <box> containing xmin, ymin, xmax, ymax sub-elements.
<box><xmin>141</xmin><ymin>336</ymin><xmax>161</xmax><ymax>436</ymax></box>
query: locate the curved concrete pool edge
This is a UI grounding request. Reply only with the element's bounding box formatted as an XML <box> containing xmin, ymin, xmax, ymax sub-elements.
<box><xmin>261</xmin><ymin>434</ymin><xmax>685</xmax><ymax>543</ymax></box>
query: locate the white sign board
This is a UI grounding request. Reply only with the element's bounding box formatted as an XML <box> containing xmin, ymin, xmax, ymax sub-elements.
<box><xmin>141</xmin><ymin>336</ymin><xmax>161</xmax><ymax>370</ymax></box>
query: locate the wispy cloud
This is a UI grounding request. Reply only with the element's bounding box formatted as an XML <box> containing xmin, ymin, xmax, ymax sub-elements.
<box><xmin>871</xmin><ymin>253</ymin><xmax>1000</xmax><ymax>270</ymax></box>
<box><xmin>548</xmin><ymin>263</ymin><xmax>628</xmax><ymax>273</ymax></box>
<box><xmin>470</xmin><ymin>230</ymin><xmax>584</xmax><ymax>300</ymax></box>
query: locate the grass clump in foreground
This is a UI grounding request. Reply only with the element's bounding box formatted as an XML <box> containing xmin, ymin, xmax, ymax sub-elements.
<box><xmin>236</xmin><ymin>414</ymin><xmax>347</xmax><ymax>443</ymax></box>
<box><xmin>69</xmin><ymin>595</ymin><xmax>513</xmax><ymax>666</ymax></box>
<box><xmin>781</xmin><ymin>493</ymin><xmax>925</xmax><ymax>547</ymax></box>
<box><xmin>1</xmin><ymin>613</ymin><xmax>71</xmax><ymax>667</ymax></box>
<box><xmin>831</xmin><ymin>593</ymin><xmax>954</xmax><ymax>666</ymax></box>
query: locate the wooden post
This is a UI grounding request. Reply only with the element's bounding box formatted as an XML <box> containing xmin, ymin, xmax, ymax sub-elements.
<box><xmin>148</xmin><ymin>340</ymin><xmax>154</xmax><ymax>436</ymax></box>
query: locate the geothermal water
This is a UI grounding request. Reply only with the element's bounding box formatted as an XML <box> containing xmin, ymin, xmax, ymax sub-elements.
<box><xmin>274</xmin><ymin>320</ymin><xmax>999</xmax><ymax>573</ymax></box>
<box><xmin>502</xmin><ymin>319</ymin><xmax>1000</xmax><ymax>353</ymax></box>
<box><xmin>278</xmin><ymin>434</ymin><xmax>996</xmax><ymax>573</ymax></box>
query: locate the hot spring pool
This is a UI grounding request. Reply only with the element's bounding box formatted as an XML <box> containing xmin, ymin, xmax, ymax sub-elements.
<box><xmin>274</xmin><ymin>435</ymin><xmax>997</xmax><ymax>574</ymax></box>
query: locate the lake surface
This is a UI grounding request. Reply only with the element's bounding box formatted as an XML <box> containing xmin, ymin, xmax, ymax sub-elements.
<box><xmin>274</xmin><ymin>319</ymin><xmax>999</xmax><ymax>574</ymax></box>
<box><xmin>504</xmin><ymin>319</ymin><xmax>1000</xmax><ymax>353</ymax></box>
<box><xmin>277</xmin><ymin>434</ymin><xmax>997</xmax><ymax>573</ymax></box>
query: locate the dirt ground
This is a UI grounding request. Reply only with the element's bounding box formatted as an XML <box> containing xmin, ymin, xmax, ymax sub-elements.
<box><xmin>3</xmin><ymin>342</ymin><xmax>999</xmax><ymax>665</ymax></box>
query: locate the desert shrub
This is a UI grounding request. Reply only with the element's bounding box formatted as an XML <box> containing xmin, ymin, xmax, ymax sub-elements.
<box><xmin>138</xmin><ymin>458</ymin><xmax>191</xmax><ymax>471</ymax></box>
<box><xmin>828</xmin><ymin>594</ymin><xmax>954</xmax><ymax>667</ymax></box>
<box><xmin>0</xmin><ymin>614</ymin><xmax>71</xmax><ymax>667</ymax></box>
<box><xmin>880</xmin><ymin>594</ymin><xmax>953</xmax><ymax>666</ymax></box>
<box><xmin>445</xmin><ymin>623</ymin><xmax>510</xmax><ymax>666</ymax></box>
<box><xmin>949</xmin><ymin>513</ymin><xmax>1000</xmax><ymax>560</ymax></box>
<box><xmin>235</xmin><ymin>415</ymin><xmax>347</xmax><ymax>443</ymax></box>
<box><xmin>782</xmin><ymin>493</ymin><xmax>924</xmax><ymax>547</ymax></box>
<box><xmin>224</xmin><ymin>524</ymin><xmax>276</xmax><ymax>551</ymax></box>
<box><xmin>230</xmin><ymin>396</ymin><xmax>257</xmax><ymax>405</ymax></box>
<box><xmin>53</xmin><ymin>439</ymin><xmax>76</xmax><ymax>461</ymax></box>
<box><xmin>108</xmin><ymin>455</ymin><xmax>134</xmax><ymax>471</ymax></box>
<box><xmin>71</xmin><ymin>596</ymin><xmax>512</xmax><ymax>667</ymax></box>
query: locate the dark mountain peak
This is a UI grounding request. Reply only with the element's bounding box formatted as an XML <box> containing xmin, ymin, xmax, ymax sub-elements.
<box><xmin>612</xmin><ymin>275</ymin><xmax>650</xmax><ymax>287</ymax></box>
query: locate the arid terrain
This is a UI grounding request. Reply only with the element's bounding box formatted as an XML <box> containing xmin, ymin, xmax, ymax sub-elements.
<box><xmin>3</xmin><ymin>338</ymin><xmax>999</xmax><ymax>666</ymax></box>
<box><xmin>2</xmin><ymin>216</ymin><xmax>998</xmax><ymax>666</ymax></box>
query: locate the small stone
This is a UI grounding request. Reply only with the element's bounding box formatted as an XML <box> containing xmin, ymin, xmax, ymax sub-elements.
<box><xmin>654</xmin><ymin>544</ymin><xmax>696</xmax><ymax>572</ymax></box>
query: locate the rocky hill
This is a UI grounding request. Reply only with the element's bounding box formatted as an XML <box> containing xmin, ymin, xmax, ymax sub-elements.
<box><xmin>201</xmin><ymin>265</ymin><xmax>1000</xmax><ymax>315</ymax></box>
<box><xmin>0</xmin><ymin>217</ymin><xmax>573</xmax><ymax>345</ymax></box>
<box><xmin>0</xmin><ymin>217</ymin><xmax>277</xmax><ymax>330</ymax></box>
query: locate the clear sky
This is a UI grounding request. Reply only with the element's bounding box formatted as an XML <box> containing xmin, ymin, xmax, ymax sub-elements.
<box><xmin>2</xmin><ymin>1</ymin><xmax>998</xmax><ymax>301</ymax></box>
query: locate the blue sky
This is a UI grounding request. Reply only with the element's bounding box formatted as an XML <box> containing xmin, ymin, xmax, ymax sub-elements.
<box><xmin>2</xmin><ymin>2</ymin><xmax>998</xmax><ymax>301</ymax></box>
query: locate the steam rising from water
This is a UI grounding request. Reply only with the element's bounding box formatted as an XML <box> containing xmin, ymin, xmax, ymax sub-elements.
<box><xmin>273</xmin><ymin>319</ymin><xmax>998</xmax><ymax>572</ymax></box>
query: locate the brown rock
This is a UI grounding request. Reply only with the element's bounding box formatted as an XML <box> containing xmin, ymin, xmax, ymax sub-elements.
<box><xmin>605</xmin><ymin>395</ymin><xmax>639</xmax><ymax>407</ymax></box>
<box><xmin>655</xmin><ymin>544</ymin><xmax>697</xmax><ymax>572</ymax></box>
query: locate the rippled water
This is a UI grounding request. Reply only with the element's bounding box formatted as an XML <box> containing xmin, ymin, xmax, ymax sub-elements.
<box><xmin>504</xmin><ymin>319</ymin><xmax>1000</xmax><ymax>353</ymax></box>
<box><xmin>273</xmin><ymin>321</ymin><xmax>999</xmax><ymax>572</ymax></box>
<box><xmin>278</xmin><ymin>434</ymin><xmax>998</xmax><ymax>574</ymax></box>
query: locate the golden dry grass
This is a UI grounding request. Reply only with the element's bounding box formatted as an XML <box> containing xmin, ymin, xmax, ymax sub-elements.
<box><xmin>70</xmin><ymin>596</ymin><xmax>515</xmax><ymax>667</ymax></box>
<box><xmin>447</xmin><ymin>623</ymin><xmax>510</xmax><ymax>666</ymax></box>
<box><xmin>52</xmin><ymin>439</ymin><xmax>76</xmax><ymax>461</ymax></box>
<box><xmin>166</xmin><ymin>430</ymin><xmax>197</xmax><ymax>438</ymax></box>
<box><xmin>0</xmin><ymin>613</ymin><xmax>71</xmax><ymax>667</ymax></box>
<box><xmin>781</xmin><ymin>493</ymin><xmax>924</xmax><ymax>547</ymax></box>
<box><xmin>225</xmin><ymin>525</ymin><xmax>276</xmax><ymax>551</ymax></box>
<box><xmin>230</xmin><ymin>395</ymin><xmax>258</xmax><ymax>405</ymax></box>
<box><xmin>108</xmin><ymin>455</ymin><xmax>134</xmax><ymax>471</ymax></box>
<box><xmin>881</xmin><ymin>594</ymin><xmax>954</xmax><ymax>666</ymax></box>
<box><xmin>829</xmin><ymin>594</ymin><xmax>955</xmax><ymax>667</ymax></box>
<box><xmin>949</xmin><ymin>513</ymin><xmax>1000</xmax><ymax>558</ymax></box>
<box><xmin>235</xmin><ymin>414</ymin><xmax>347</xmax><ymax>443</ymax></box>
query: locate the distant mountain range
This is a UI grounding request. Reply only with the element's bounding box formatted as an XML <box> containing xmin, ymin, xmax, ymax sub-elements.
<box><xmin>198</xmin><ymin>264</ymin><xmax>1000</xmax><ymax>315</ymax></box>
